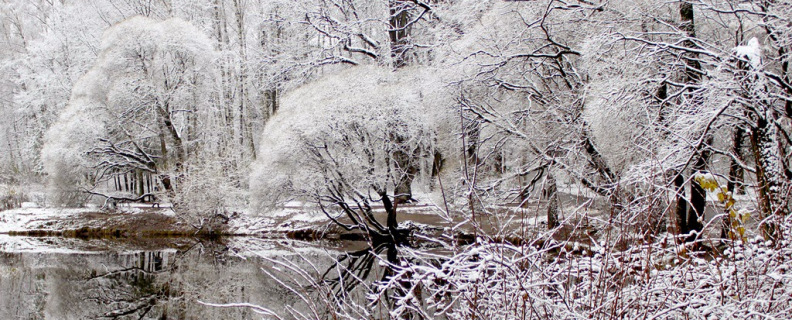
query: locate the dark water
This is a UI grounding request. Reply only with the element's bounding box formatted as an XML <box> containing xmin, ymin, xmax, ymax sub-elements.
<box><xmin>0</xmin><ymin>236</ymin><xmax>374</xmax><ymax>319</ymax></box>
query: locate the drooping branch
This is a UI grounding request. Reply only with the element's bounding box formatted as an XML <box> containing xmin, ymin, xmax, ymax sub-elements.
<box><xmin>84</xmin><ymin>189</ymin><xmax>157</xmax><ymax>209</ymax></box>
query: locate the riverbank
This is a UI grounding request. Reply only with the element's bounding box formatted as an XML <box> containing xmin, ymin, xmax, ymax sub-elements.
<box><xmin>0</xmin><ymin>205</ymin><xmax>196</xmax><ymax>236</ymax></box>
<box><xmin>0</xmin><ymin>202</ymin><xmax>461</xmax><ymax>241</ymax></box>
<box><xmin>0</xmin><ymin>190</ymin><xmax>601</xmax><ymax>244</ymax></box>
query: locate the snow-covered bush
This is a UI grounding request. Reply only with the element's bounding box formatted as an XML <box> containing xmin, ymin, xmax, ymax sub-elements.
<box><xmin>251</xmin><ymin>216</ymin><xmax>792</xmax><ymax>319</ymax></box>
<box><xmin>381</xmin><ymin>226</ymin><xmax>792</xmax><ymax>319</ymax></box>
<box><xmin>0</xmin><ymin>184</ymin><xmax>28</xmax><ymax>210</ymax></box>
<box><xmin>173</xmin><ymin>160</ymin><xmax>248</xmax><ymax>233</ymax></box>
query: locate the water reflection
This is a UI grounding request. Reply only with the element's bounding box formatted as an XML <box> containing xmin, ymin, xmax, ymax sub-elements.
<box><xmin>0</xmin><ymin>236</ymin><xmax>443</xmax><ymax>319</ymax></box>
<box><xmin>85</xmin><ymin>251</ymin><xmax>172</xmax><ymax>318</ymax></box>
<box><xmin>0</xmin><ymin>237</ymin><xmax>341</xmax><ymax>319</ymax></box>
<box><xmin>282</xmin><ymin>241</ymin><xmax>437</xmax><ymax>320</ymax></box>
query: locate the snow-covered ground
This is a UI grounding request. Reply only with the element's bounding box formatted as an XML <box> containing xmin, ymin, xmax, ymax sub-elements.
<box><xmin>0</xmin><ymin>234</ymin><xmax>98</xmax><ymax>254</ymax></box>
<box><xmin>0</xmin><ymin>204</ymin><xmax>178</xmax><ymax>234</ymax></box>
<box><xmin>0</xmin><ymin>207</ymin><xmax>97</xmax><ymax>233</ymax></box>
<box><xmin>229</xmin><ymin>195</ymin><xmax>450</xmax><ymax>236</ymax></box>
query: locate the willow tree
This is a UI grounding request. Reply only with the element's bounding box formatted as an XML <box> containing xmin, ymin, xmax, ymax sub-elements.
<box><xmin>251</xmin><ymin>66</ymin><xmax>440</xmax><ymax>241</ymax></box>
<box><xmin>43</xmin><ymin>16</ymin><xmax>216</xmax><ymax>204</ymax></box>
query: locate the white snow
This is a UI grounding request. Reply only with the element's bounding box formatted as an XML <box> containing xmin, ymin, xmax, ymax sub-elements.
<box><xmin>0</xmin><ymin>207</ymin><xmax>96</xmax><ymax>233</ymax></box>
<box><xmin>693</xmin><ymin>171</ymin><xmax>716</xmax><ymax>182</ymax></box>
<box><xmin>0</xmin><ymin>234</ymin><xmax>98</xmax><ymax>254</ymax></box>
<box><xmin>20</xmin><ymin>202</ymin><xmax>39</xmax><ymax>208</ymax></box>
<box><xmin>290</xmin><ymin>212</ymin><xmax>327</xmax><ymax>223</ymax></box>
<box><xmin>734</xmin><ymin>37</ymin><xmax>762</xmax><ymax>69</ymax></box>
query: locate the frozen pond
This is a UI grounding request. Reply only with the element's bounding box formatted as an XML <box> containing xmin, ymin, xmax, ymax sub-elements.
<box><xmin>0</xmin><ymin>236</ymin><xmax>378</xmax><ymax>319</ymax></box>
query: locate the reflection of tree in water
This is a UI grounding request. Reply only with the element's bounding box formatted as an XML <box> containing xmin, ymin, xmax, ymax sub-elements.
<box><xmin>320</xmin><ymin>244</ymin><xmax>390</xmax><ymax>298</ymax></box>
<box><xmin>85</xmin><ymin>250</ymin><xmax>176</xmax><ymax>319</ymax></box>
<box><xmin>84</xmin><ymin>252</ymin><xmax>165</xmax><ymax>318</ymax></box>
<box><xmin>279</xmin><ymin>242</ymin><xmax>437</xmax><ymax>320</ymax></box>
<box><xmin>82</xmin><ymin>241</ymin><xmax>249</xmax><ymax>320</ymax></box>
<box><xmin>4</xmin><ymin>238</ymin><xmax>437</xmax><ymax>319</ymax></box>
<box><xmin>0</xmin><ymin>252</ymin><xmax>47</xmax><ymax>319</ymax></box>
<box><xmin>2</xmin><ymin>239</ymin><xmax>348</xmax><ymax>319</ymax></box>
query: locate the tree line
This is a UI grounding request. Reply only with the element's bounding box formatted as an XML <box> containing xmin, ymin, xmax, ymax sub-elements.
<box><xmin>0</xmin><ymin>0</ymin><xmax>789</xmax><ymax>243</ymax></box>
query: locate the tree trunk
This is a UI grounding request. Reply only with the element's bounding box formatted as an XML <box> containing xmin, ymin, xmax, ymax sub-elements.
<box><xmin>727</xmin><ymin>127</ymin><xmax>745</xmax><ymax>195</ymax></box>
<box><xmin>546</xmin><ymin>173</ymin><xmax>559</xmax><ymax>230</ymax></box>
<box><xmin>750</xmin><ymin>113</ymin><xmax>787</xmax><ymax>239</ymax></box>
<box><xmin>678</xmin><ymin>2</ymin><xmax>707</xmax><ymax>242</ymax></box>
<box><xmin>233</xmin><ymin>0</ymin><xmax>256</xmax><ymax>161</ymax></box>
<box><xmin>136</xmin><ymin>169</ymin><xmax>144</xmax><ymax>196</ymax></box>
<box><xmin>724</xmin><ymin>126</ymin><xmax>745</xmax><ymax>238</ymax></box>
<box><xmin>674</xmin><ymin>173</ymin><xmax>688</xmax><ymax>235</ymax></box>
<box><xmin>759</xmin><ymin>2</ymin><xmax>792</xmax><ymax>118</ymax></box>
<box><xmin>393</xmin><ymin>144</ymin><xmax>419</xmax><ymax>204</ymax></box>
<box><xmin>581</xmin><ymin>124</ymin><xmax>616</xmax><ymax>188</ymax></box>
<box><xmin>388</xmin><ymin>0</ymin><xmax>411</xmax><ymax>69</ymax></box>
<box><xmin>381</xmin><ymin>192</ymin><xmax>402</xmax><ymax>242</ymax></box>
<box><xmin>687</xmin><ymin>146</ymin><xmax>709</xmax><ymax>242</ymax></box>
<box><xmin>388</xmin><ymin>1</ymin><xmax>417</xmax><ymax>204</ymax></box>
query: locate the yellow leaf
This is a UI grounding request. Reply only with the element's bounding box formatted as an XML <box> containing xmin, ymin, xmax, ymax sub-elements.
<box><xmin>694</xmin><ymin>174</ymin><xmax>719</xmax><ymax>192</ymax></box>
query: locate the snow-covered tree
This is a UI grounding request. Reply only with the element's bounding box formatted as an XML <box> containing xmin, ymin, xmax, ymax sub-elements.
<box><xmin>424</xmin><ymin>1</ymin><xmax>620</xmax><ymax>231</ymax></box>
<box><xmin>42</xmin><ymin>16</ymin><xmax>216</xmax><ymax>204</ymax></box>
<box><xmin>251</xmin><ymin>65</ymin><xmax>444</xmax><ymax>240</ymax></box>
<box><xmin>582</xmin><ymin>0</ymin><xmax>792</xmax><ymax>241</ymax></box>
